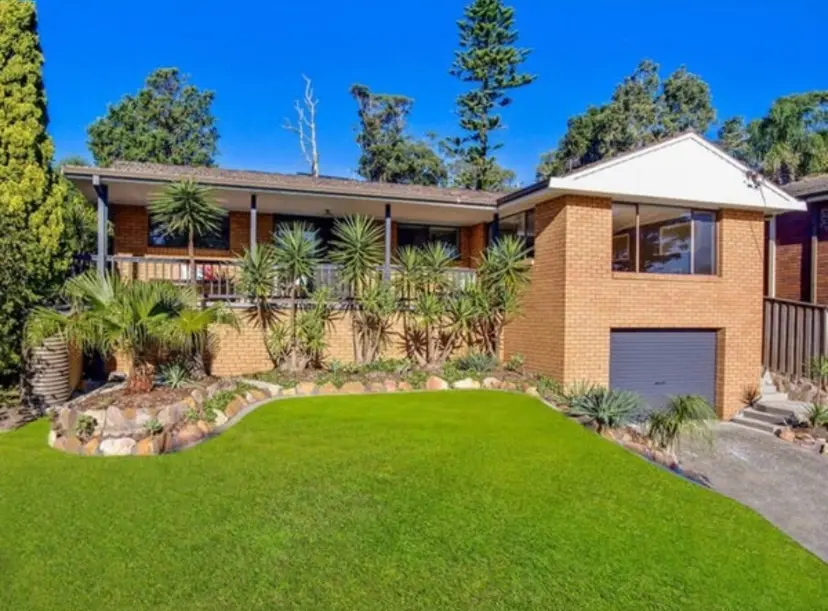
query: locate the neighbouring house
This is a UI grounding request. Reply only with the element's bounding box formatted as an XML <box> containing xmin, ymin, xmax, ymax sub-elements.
<box><xmin>64</xmin><ymin>133</ymin><xmax>805</xmax><ymax>419</ymax></box>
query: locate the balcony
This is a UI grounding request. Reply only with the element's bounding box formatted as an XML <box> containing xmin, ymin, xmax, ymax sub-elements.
<box><xmin>93</xmin><ymin>255</ymin><xmax>477</xmax><ymax>302</ymax></box>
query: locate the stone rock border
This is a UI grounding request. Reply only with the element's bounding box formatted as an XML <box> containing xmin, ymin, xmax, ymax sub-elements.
<box><xmin>48</xmin><ymin>376</ymin><xmax>542</xmax><ymax>457</ymax></box>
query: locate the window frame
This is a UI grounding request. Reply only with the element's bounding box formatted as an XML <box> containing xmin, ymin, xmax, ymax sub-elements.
<box><xmin>147</xmin><ymin>214</ymin><xmax>231</xmax><ymax>251</ymax></box>
<box><xmin>396</xmin><ymin>223</ymin><xmax>461</xmax><ymax>256</ymax></box>
<box><xmin>499</xmin><ymin>209</ymin><xmax>536</xmax><ymax>257</ymax></box>
<box><xmin>612</xmin><ymin>202</ymin><xmax>718</xmax><ymax>276</ymax></box>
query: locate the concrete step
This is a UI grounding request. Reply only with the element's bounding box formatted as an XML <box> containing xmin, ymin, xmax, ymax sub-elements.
<box><xmin>755</xmin><ymin>399</ymin><xmax>805</xmax><ymax>420</ymax></box>
<box><xmin>759</xmin><ymin>392</ymin><xmax>789</xmax><ymax>403</ymax></box>
<box><xmin>731</xmin><ymin>415</ymin><xmax>779</xmax><ymax>434</ymax></box>
<box><xmin>741</xmin><ymin>407</ymin><xmax>787</xmax><ymax>425</ymax></box>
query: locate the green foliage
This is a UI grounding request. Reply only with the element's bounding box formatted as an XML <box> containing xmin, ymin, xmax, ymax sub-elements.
<box><xmin>74</xmin><ymin>414</ymin><xmax>97</xmax><ymax>439</ymax></box>
<box><xmin>145</xmin><ymin>418</ymin><xmax>164</xmax><ymax>436</ymax></box>
<box><xmin>454</xmin><ymin>351</ymin><xmax>497</xmax><ymax>375</ymax></box>
<box><xmin>447</xmin><ymin>0</ymin><xmax>534</xmax><ymax>191</ymax></box>
<box><xmin>200</xmin><ymin>389</ymin><xmax>240</xmax><ymax>423</ymax></box>
<box><xmin>537</xmin><ymin>60</ymin><xmax>715</xmax><ymax>178</ymax></box>
<box><xmin>550</xmin><ymin>380</ymin><xmax>600</xmax><ymax>408</ymax></box>
<box><xmin>266</xmin><ymin>288</ymin><xmax>337</xmax><ymax>371</ymax></box>
<box><xmin>534</xmin><ymin>374</ymin><xmax>560</xmax><ymax>399</ymax></box>
<box><xmin>716</xmin><ymin>117</ymin><xmax>752</xmax><ymax>163</ymax></box>
<box><xmin>568</xmin><ymin>386</ymin><xmax>641</xmax><ymax>433</ymax></box>
<box><xmin>87</xmin><ymin>67</ymin><xmax>219</xmax><ymax>167</ymax></box>
<box><xmin>149</xmin><ymin>180</ymin><xmax>226</xmax><ymax>286</ymax></box>
<box><xmin>237</xmin><ymin>243</ymin><xmax>282</xmax><ymax>365</ymax></box>
<box><xmin>159</xmin><ymin>362</ymin><xmax>191</xmax><ymax>389</ymax></box>
<box><xmin>25</xmin><ymin>272</ymin><xmax>237</xmax><ymax>392</ymax></box>
<box><xmin>350</xmin><ymin>84</ymin><xmax>447</xmax><ymax>186</ymax></box>
<box><xmin>0</xmin><ymin>0</ymin><xmax>77</xmax><ymax>383</ymax></box>
<box><xmin>809</xmin><ymin>355</ymin><xmax>828</xmax><ymax>383</ymax></box>
<box><xmin>646</xmin><ymin>395</ymin><xmax>716</xmax><ymax>455</ymax></box>
<box><xmin>504</xmin><ymin>353</ymin><xmax>524</xmax><ymax>373</ymax></box>
<box><xmin>804</xmin><ymin>403</ymin><xmax>828</xmax><ymax>428</ymax></box>
<box><xmin>404</xmin><ymin>370</ymin><xmax>428</xmax><ymax>389</ymax></box>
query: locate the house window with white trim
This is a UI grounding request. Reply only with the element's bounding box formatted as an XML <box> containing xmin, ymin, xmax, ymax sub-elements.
<box><xmin>612</xmin><ymin>203</ymin><xmax>717</xmax><ymax>275</ymax></box>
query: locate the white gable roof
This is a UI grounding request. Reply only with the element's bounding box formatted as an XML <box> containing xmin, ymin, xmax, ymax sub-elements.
<box><xmin>500</xmin><ymin>133</ymin><xmax>805</xmax><ymax>214</ymax></box>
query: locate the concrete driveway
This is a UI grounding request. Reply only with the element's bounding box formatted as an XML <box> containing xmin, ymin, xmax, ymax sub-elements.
<box><xmin>678</xmin><ymin>423</ymin><xmax>828</xmax><ymax>562</ymax></box>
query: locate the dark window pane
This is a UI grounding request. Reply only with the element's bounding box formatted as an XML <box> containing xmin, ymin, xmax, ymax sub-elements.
<box><xmin>148</xmin><ymin>215</ymin><xmax>230</xmax><ymax>250</ymax></box>
<box><xmin>693</xmin><ymin>211</ymin><xmax>716</xmax><ymax>275</ymax></box>
<box><xmin>612</xmin><ymin>203</ymin><xmax>637</xmax><ymax>271</ymax></box>
<box><xmin>501</xmin><ymin>210</ymin><xmax>534</xmax><ymax>256</ymax></box>
<box><xmin>274</xmin><ymin>214</ymin><xmax>332</xmax><ymax>256</ymax></box>
<box><xmin>397</xmin><ymin>224</ymin><xmax>459</xmax><ymax>258</ymax></box>
<box><xmin>639</xmin><ymin>205</ymin><xmax>691</xmax><ymax>274</ymax></box>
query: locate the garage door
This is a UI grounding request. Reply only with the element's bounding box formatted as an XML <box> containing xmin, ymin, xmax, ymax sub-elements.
<box><xmin>609</xmin><ymin>330</ymin><xmax>716</xmax><ymax>416</ymax></box>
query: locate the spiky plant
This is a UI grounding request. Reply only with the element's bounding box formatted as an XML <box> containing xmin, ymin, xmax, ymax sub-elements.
<box><xmin>805</xmin><ymin>403</ymin><xmax>828</xmax><ymax>428</ymax></box>
<box><xmin>149</xmin><ymin>180</ymin><xmax>227</xmax><ymax>287</ymax></box>
<box><xmin>25</xmin><ymin>272</ymin><xmax>237</xmax><ymax>392</ymax></box>
<box><xmin>272</xmin><ymin>222</ymin><xmax>322</xmax><ymax>371</ymax></box>
<box><xmin>647</xmin><ymin>395</ymin><xmax>716</xmax><ymax>457</ymax></box>
<box><xmin>237</xmin><ymin>244</ymin><xmax>282</xmax><ymax>366</ymax></box>
<box><xmin>159</xmin><ymin>362</ymin><xmax>191</xmax><ymax>389</ymax></box>
<box><xmin>568</xmin><ymin>386</ymin><xmax>640</xmax><ymax>434</ymax></box>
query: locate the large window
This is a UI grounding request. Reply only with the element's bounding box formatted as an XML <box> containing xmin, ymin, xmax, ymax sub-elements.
<box><xmin>148</xmin><ymin>215</ymin><xmax>230</xmax><ymax>250</ymax></box>
<box><xmin>397</xmin><ymin>224</ymin><xmax>460</xmax><ymax>256</ymax></box>
<box><xmin>611</xmin><ymin>203</ymin><xmax>717</xmax><ymax>275</ymax></box>
<box><xmin>500</xmin><ymin>209</ymin><xmax>535</xmax><ymax>256</ymax></box>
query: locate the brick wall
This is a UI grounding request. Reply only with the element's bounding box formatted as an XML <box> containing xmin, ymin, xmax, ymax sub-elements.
<box><xmin>504</xmin><ymin>195</ymin><xmax>765</xmax><ymax>419</ymax></box>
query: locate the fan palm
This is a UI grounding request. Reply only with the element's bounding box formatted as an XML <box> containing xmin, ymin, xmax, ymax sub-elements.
<box><xmin>25</xmin><ymin>271</ymin><xmax>237</xmax><ymax>392</ymax></box>
<box><xmin>149</xmin><ymin>180</ymin><xmax>227</xmax><ymax>287</ymax></box>
<box><xmin>272</xmin><ymin>222</ymin><xmax>322</xmax><ymax>371</ymax></box>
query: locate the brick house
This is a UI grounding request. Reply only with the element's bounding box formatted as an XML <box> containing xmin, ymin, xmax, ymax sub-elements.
<box><xmin>770</xmin><ymin>174</ymin><xmax>828</xmax><ymax>304</ymax></box>
<box><xmin>65</xmin><ymin>133</ymin><xmax>804</xmax><ymax>419</ymax></box>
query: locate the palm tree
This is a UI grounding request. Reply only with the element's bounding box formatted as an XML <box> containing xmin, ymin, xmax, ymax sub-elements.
<box><xmin>25</xmin><ymin>272</ymin><xmax>237</xmax><ymax>392</ymax></box>
<box><xmin>272</xmin><ymin>222</ymin><xmax>322</xmax><ymax>371</ymax></box>
<box><xmin>237</xmin><ymin>243</ymin><xmax>281</xmax><ymax>365</ymax></box>
<box><xmin>149</xmin><ymin>180</ymin><xmax>227</xmax><ymax>288</ymax></box>
<box><xmin>329</xmin><ymin>215</ymin><xmax>385</xmax><ymax>363</ymax></box>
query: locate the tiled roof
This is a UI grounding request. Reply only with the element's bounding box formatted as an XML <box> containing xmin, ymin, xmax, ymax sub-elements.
<box><xmin>63</xmin><ymin>161</ymin><xmax>499</xmax><ymax>207</ymax></box>
<box><xmin>783</xmin><ymin>174</ymin><xmax>828</xmax><ymax>198</ymax></box>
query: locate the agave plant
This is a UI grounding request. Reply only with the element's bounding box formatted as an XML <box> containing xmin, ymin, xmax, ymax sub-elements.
<box><xmin>149</xmin><ymin>180</ymin><xmax>227</xmax><ymax>288</ymax></box>
<box><xmin>804</xmin><ymin>403</ymin><xmax>828</xmax><ymax>428</ymax></box>
<box><xmin>568</xmin><ymin>386</ymin><xmax>640</xmax><ymax>434</ymax></box>
<box><xmin>237</xmin><ymin>243</ymin><xmax>282</xmax><ymax>365</ymax></box>
<box><xmin>647</xmin><ymin>395</ymin><xmax>716</xmax><ymax>457</ymax></box>
<box><xmin>25</xmin><ymin>272</ymin><xmax>237</xmax><ymax>393</ymax></box>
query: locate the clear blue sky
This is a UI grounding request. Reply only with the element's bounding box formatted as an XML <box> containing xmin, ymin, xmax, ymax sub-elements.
<box><xmin>38</xmin><ymin>0</ymin><xmax>826</xmax><ymax>186</ymax></box>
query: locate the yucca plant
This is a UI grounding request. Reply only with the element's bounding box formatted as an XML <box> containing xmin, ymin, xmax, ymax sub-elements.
<box><xmin>647</xmin><ymin>395</ymin><xmax>716</xmax><ymax>457</ymax></box>
<box><xmin>805</xmin><ymin>403</ymin><xmax>828</xmax><ymax>428</ymax></box>
<box><xmin>237</xmin><ymin>243</ymin><xmax>282</xmax><ymax>366</ymax></box>
<box><xmin>149</xmin><ymin>180</ymin><xmax>227</xmax><ymax>288</ymax></box>
<box><xmin>273</xmin><ymin>222</ymin><xmax>322</xmax><ymax>371</ymax></box>
<box><xmin>568</xmin><ymin>386</ymin><xmax>640</xmax><ymax>434</ymax></box>
<box><xmin>25</xmin><ymin>272</ymin><xmax>237</xmax><ymax>393</ymax></box>
<box><xmin>159</xmin><ymin>362</ymin><xmax>191</xmax><ymax>389</ymax></box>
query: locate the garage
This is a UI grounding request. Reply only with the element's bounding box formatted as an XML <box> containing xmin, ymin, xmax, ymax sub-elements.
<box><xmin>609</xmin><ymin>330</ymin><xmax>717</xmax><ymax>415</ymax></box>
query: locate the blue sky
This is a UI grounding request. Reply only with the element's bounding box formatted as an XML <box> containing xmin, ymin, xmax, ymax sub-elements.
<box><xmin>38</xmin><ymin>0</ymin><xmax>826</xmax><ymax>186</ymax></box>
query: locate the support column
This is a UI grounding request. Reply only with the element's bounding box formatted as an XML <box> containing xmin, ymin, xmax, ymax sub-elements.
<box><xmin>383</xmin><ymin>203</ymin><xmax>392</xmax><ymax>280</ymax></box>
<box><xmin>767</xmin><ymin>215</ymin><xmax>777</xmax><ymax>298</ymax></box>
<box><xmin>93</xmin><ymin>175</ymin><xmax>108</xmax><ymax>276</ymax></box>
<box><xmin>249</xmin><ymin>193</ymin><xmax>258</xmax><ymax>254</ymax></box>
<box><xmin>811</xmin><ymin>205</ymin><xmax>819</xmax><ymax>303</ymax></box>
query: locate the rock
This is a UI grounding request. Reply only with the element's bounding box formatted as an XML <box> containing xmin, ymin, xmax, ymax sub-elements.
<box><xmin>47</xmin><ymin>429</ymin><xmax>57</xmax><ymax>447</ymax></box>
<box><xmin>85</xmin><ymin>409</ymin><xmax>107</xmax><ymax>434</ymax></box>
<box><xmin>525</xmin><ymin>386</ymin><xmax>540</xmax><ymax>397</ymax></box>
<box><xmin>245</xmin><ymin>389</ymin><xmax>268</xmax><ymax>403</ymax></box>
<box><xmin>182</xmin><ymin>396</ymin><xmax>198</xmax><ymax>410</ymax></box>
<box><xmin>134</xmin><ymin>437</ymin><xmax>161</xmax><ymax>456</ymax></box>
<box><xmin>196</xmin><ymin>420</ymin><xmax>212</xmax><ymax>435</ymax></box>
<box><xmin>99</xmin><ymin>437</ymin><xmax>136</xmax><ymax>456</ymax></box>
<box><xmin>453</xmin><ymin>378</ymin><xmax>480</xmax><ymax>390</ymax></box>
<box><xmin>795</xmin><ymin>432</ymin><xmax>815</xmax><ymax>443</ymax></box>
<box><xmin>57</xmin><ymin>408</ymin><xmax>76</xmax><ymax>433</ymax></box>
<box><xmin>425</xmin><ymin>376</ymin><xmax>449</xmax><ymax>391</ymax></box>
<box><xmin>63</xmin><ymin>436</ymin><xmax>83</xmax><ymax>454</ymax></box>
<box><xmin>369</xmin><ymin>382</ymin><xmax>386</xmax><ymax>393</ymax></box>
<box><xmin>243</xmin><ymin>381</ymin><xmax>281</xmax><ymax>397</ymax></box>
<box><xmin>296</xmin><ymin>382</ymin><xmax>316</xmax><ymax>396</ymax></box>
<box><xmin>104</xmin><ymin>406</ymin><xmax>133</xmax><ymax>435</ymax></box>
<box><xmin>398</xmin><ymin>381</ymin><xmax>413</xmax><ymax>392</ymax></box>
<box><xmin>133</xmin><ymin>409</ymin><xmax>152</xmax><ymax>429</ymax></box>
<box><xmin>317</xmin><ymin>382</ymin><xmax>339</xmax><ymax>395</ymax></box>
<box><xmin>340</xmin><ymin>381</ymin><xmax>365</xmax><ymax>394</ymax></box>
<box><xmin>820</xmin><ymin>442</ymin><xmax>828</xmax><ymax>455</ymax></box>
<box><xmin>383</xmin><ymin>380</ymin><xmax>398</xmax><ymax>392</ymax></box>
<box><xmin>500</xmin><ymin>381</ymin><xmax>518</xmax><ymax>391</ymax></box>
<box><xmin>190</xmin><ymin>389</ymin><xmax>206</xmax><ymax>405</ymax></box>
<box><xmin>281</xmin><ymin>387</ymin><xmax>296</xmax><ymax>397</ymax></box>
<box><xmin>482</xmin><ymin>377</ymin><xmax>501</xmax><ymax>389</ymax></box>
<box><xmin>83</xmin><ymin>438</ymin><xmax>100</xmax><ymax>456</ymax></box>
<box><xmin>777</xmin><ymin>428</ymin><xmax>796</xmax><ymax>442</ymax></box>
<box><xmin>213</xmin><ymin>411</ymin><xmax>228</xmax><ymax>427</ymax></box>
<box><xmin>174</xmin><ymin>424</ymin><xmax>203</xmax><ymax>449</ymax></box>
<box><xmin>121</xmin><ymin>407</ymin><xmax>137</xmax><ymax>421</ymax></box>
<box><xmin>223</xmin><ymin>396</ymin><xmax>246</xmax><ymax>419</ymax></box>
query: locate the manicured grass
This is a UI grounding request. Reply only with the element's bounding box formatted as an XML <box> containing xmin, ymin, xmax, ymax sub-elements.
<box><xmin>1</xmin><ymin>391</ymin><xmax>825</xmax><ymax>610</ymax></box>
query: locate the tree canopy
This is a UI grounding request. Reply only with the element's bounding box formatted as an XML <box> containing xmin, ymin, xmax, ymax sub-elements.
<box><xmin>351</xmin><ymin>84</ymin><xmax>447</xmax><ymax>186</ymax></box>
<box><xmin>88</xmin><ymin>68</ymin><xmax>219</xmax><ymax>167</ymax></box>
<box><xmin>537</xmin><ymin>60</ymin><xmax>715</xmax><ymax>178</ymax></box>
<box><xmin>447</xmin><ymin>0</ymin><xmax>535</xmax><ymax>191</ymax></box>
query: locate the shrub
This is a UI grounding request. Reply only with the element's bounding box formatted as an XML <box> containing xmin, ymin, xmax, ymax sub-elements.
<box><xmin>74</xmin><ymin>414</ymin><xmax>97</xmax><ymax>439</ymax></box>
<box><xmin>568</xmin><ymin>386</ymin><xmax>640</xmax><ymax>433</ymax></box>
<box><xmin>455</xmin><ymin>351</ymin><xmax>497</xmax><ymax>375</ymax></box>
<box><xmin>440</xmin><ymin>361</ymin><xmax>463</xmax><ymax>383</ymax></box>
<box><xmin>805</xmin><ymin>403</ymin><xmax>828</xmax><ymax>428</ymax></box>
<box><xmin>145</xmin><ymin>419</ymin><xmax>163</xmax><ymax>436</ymax></box>
<box><xmin>647</xmin><ymin>395</ymin><xmax>716</xmax><ymax>456</ymax></box>
<box><xmin>534</xmin><ymin>375</ymin><xmax>560</xmax><ymax>399</ymax></box>
<box><xmin>504</xmin><ymin>353</ymin><xmax>525</xmax><ymax>373</ymax></box>
<box><xmin>405</xmin><ymin>370</ymin><xmax>428</xmax><ymax>390</ymax></box>
<box><xmin>550</xmin><ymin>380</ymin><xmax>600</xmax><ymax>409</ymax></box>
<box><xmin>741</xmin><ymin>385</ymin><xmax>760</xmax><ymax>407</ymax></box>
<box><xmin>810</xmin><ymin>356</ymin><xmax>828</xmax><ymax>385</ymax></box>
<box><xmin>160</xmin><ymin>362</ymin><xmax>191</xmax><ymax>389</ymax></box>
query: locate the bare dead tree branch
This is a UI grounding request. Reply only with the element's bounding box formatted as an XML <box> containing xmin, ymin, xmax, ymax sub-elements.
<box><xmin>283</xmin><ymin>75</ymin><xmax>320</xmax><ymax>177</ymax></box>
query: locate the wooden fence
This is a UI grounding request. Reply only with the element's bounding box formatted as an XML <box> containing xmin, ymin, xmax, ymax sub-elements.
<box><xmin>763</xmin><ymin>297</ymin><xmax>828</xmax><ymax>378</ymax></box>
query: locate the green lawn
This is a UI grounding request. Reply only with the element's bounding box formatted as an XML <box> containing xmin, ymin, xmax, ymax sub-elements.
<box><xmin>1</xmin><ymin>391</ymin><xmax>825</xmax><ymax>610</ymax></box>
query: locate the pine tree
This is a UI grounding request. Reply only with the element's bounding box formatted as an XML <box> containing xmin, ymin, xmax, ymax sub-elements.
<box><xmin>0</xmin><ymin>0</ymin><xmax>73</xmax><ymax>383</ymax></box>
<box><xmin>448</xmin><ymin>0</ymin><xmax>535</xmax><ymax>191</ymax></box>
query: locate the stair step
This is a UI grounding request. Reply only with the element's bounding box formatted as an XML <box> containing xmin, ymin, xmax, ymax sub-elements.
<box><xmin>760</xmin><ymin>391</ymin><xmax>787</xmax><ymax>402</ymax></box>
<box><xmin>731</xmin><ymin>416</ymin><xmax>779</xmax><ymax>434</ymax></box>
<box><xmin>741</xmin><ymin>407</ymin><xmax>787</xmax><ymax>425</ymax></box>
<box><xmin>755</xmin><ymin>400</ymin><xmax>802</xmax><ymax>419</ymax></box>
